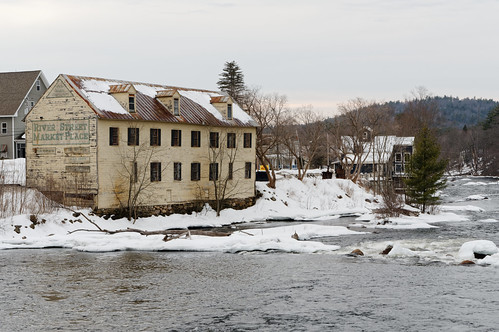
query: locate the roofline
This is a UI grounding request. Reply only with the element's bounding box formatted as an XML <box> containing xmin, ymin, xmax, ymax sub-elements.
<box><xmin>13</xmin><ymin>70</ymin><xmax>49</xmax><ymax>118</ymax></box>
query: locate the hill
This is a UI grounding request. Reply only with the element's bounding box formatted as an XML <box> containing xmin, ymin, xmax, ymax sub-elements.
<box><xmin>386</xmin><ymin>96</ymin><xmax>498</xmax><ymax>128</ymax></box>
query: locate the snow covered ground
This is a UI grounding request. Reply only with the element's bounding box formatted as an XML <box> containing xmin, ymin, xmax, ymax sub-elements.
<box><xmin>1</xmin><ymin>160</ymin><xmax>498</xmax><ymax>267</ymax></box>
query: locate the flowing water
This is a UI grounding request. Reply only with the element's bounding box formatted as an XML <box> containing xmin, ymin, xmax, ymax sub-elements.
<box><xmin>1</xmin><ymin>177</ymin><xmax>498</xmax><ymax>331</ymax></box>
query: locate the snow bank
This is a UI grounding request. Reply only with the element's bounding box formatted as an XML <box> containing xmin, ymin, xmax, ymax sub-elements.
<box><xmin>458</xmin><ymin>240</ymin><xmax>499</xmax><ymax>260</ymax></box>
<box><xmin>351</xmin><ymin>212</ymin><xmax>468</xmax><ymax>230</ymax></box>
<box><xmin>466</xmin><ymin>195</ymin><xmax>488</xmax><ymax>201</ymax></box>
<box><xmin>0</xmin><ymin>213</ymin><xmax>359</xmax><ymax>253</ymax></box>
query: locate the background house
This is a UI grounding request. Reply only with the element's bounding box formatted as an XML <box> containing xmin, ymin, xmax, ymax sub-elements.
<box><xmin>0</xmin><ymin>70</ymin><xmax>49</xmax><ymax>158</ymax></box>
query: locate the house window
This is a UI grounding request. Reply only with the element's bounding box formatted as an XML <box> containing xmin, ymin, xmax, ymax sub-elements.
<box><xmin>128</xmin><ymin>128</ymin><xmax>139</xmax><ymax>146</ymax></box>
<box><xmin>362</xmin><ymin>131</ymin><xmax>368</xmax><ymax>141</ymax></box>
<box><xmin>243</xmin><ymin>133</ymin><xmax>252</xmax><ymax>148</ymax></box>
<box><xmin>227</xmin><ymin>104</ymin><xmax>233</xmax><ymax>120</ymax></box>
<box><xmin>150</xmin><ymin>128</ymin><xmax>161</xmax><ymax>146</ymax></box>
<box><xmin>132</xmin><ymin>162</ymin><xmax>138</xmax><ymax>183</ymax></box>
<box><xmin>150</xmin><ymin>162</ymin><xmax>161</xmax><ymax>182</ymax></box>
<box><xmin>395</xmin><ymin>153</ymin><xmax>402</xmax><ymax>162</ymax></box>
<box><xmin>174</xmin><ymin>162</ymin><xmax>182</xmax><ymax>181</ymax></box>
<box><xmin>109</xmin><ymin>127</ymin><xmax>119</xmax><ymax>146</ymax></box>
<box><xmin>245</xmin><ymin>162</ymin><xmax>252</xmax><ymax>179</ymax></box>
<box><xmin>404</xmin><ymin>153</ymin><xmax>411</xmax><ymax>163</ymax></box>
<box><xmin>30</xmin><ymin>101</ymin><xmax>35</xmax><ymax>108</ymax></box>
<box><xmin>191</xmin><ymin>130</ymin><xmax>201</xmax><ymax>147</ymax></box>
<box><xmin>1</xmin><ymin>122</ymin><xmax>7</xmax><ymax>134</ymax></box>
<box><xmin>209</xmin><ymin>132</ymin><xmax>219</xmax><ymax>148</ymax></box>
<box><xmin>228</xmin><ymin>162</ymin><xmax>233</xmax><ymax>180</ymax></box>
<box><xmin>191</xmin><ymin>162</ymin><xmax>201</xmax><ymax>181</ymax></box>
<box><xmin>395</xmin><ymin>164</ymin><xmax>403</xmax><ymax>174</ymax></box>
<box><xmin>36</xmin><ymin>80</ymin><xmax>40</xmax><ymax>91</ymax></box>
<box><xmin>209</xmin><ymin>162</ymin><xmax>219</xmax><ymax>181</ymax></box>
<box><xmin>173</xmin><ymin>98</ymin><xmax>179</xmax><ymax>116</ymax></box>
<box><xmin>129</xmin><ymin>94</ymin><xmax>136</xmax><ymax>112</ymax></box>
<box><xmin>227</xmin><ymin>133</ymin><xmax>236</xmax><ymax>148</ymax></box>
<box><xmin>171</xmin><ymin>129</ymin><xmax>182</xmax><ymax>146</ymax></box>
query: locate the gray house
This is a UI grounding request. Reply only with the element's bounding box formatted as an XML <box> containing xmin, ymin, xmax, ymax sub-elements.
<box><xmin>0</xmin><ymin>70</ymin><xmax>49</xmax><ymax>158</ymax></box>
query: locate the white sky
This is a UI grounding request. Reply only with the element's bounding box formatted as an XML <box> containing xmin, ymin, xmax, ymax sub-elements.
<box><xmin>1</xmin><ymin>0</ymin><xmax>498</xmax><ymax>116</ymax></box>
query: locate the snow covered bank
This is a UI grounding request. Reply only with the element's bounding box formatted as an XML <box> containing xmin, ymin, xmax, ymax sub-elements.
<box><xmin>0</xmin><ymin>176</ymin><xmax>373</xmax><ymax>253</ymax></box>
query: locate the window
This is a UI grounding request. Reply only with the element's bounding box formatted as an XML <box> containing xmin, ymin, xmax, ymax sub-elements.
<box><xmin>243</xmin><ymin>133</ymin><xmax>252</xmax><ymax>148</ymax></box>
<box><xmin>209</xmin><ymin>132</ymin><xmax>219</xmax><ymax>148</ymax></box>
<box><xmin>404</xmin><ymin>153</ymin><xmax>411</xmax><ymax>163</ymax></box>
<box><xmin>227</xmin><ymin>133</ymin><xmax>236</xmax><ymax>148</ymax></box>
<box><xmin>173</xmin><ymin>98</ymin><xmax>179</xmax><ymax>116</ymax></box>
<box><xmin>129</xmin><ymin>94</ymin><xmax>135</xmax><ymax>112</ymax></box>
<box><xmin>30</xmin><ymin>101</ymin><xmax>35</xmax><ymax>108</ymax></box>
<box><xmin>395</xmin><ymin>164</ymin><xmax>403</xmax><ymax>174</ymax></box>
<box><xmin>209</xmin><ymin>163</ymin><xmax>219</xmax><ymax>181</ymax></box>
<box><xmin>109</xmin><ymin>127</ymin><xmax>119</xmax><ymax>146</ymax></box>
<box><xmin>191</xmin><ymin>162</ymin><xmax>201</xmax><ymax>181</ymax></box>
<box><xmin>150</xmin><ymin>162</ymin><xmax>161</xmax><ymax>182</ymax></box>
<box><xmin>1</xmin><ymin>122</ymin><xmax>7</xmax><ymax>134</ymax></box>
<box><xmin>128</xmin><ymin>128</ymin><xmax>139</xmax><ymax>146</ymax></box>
<box><xmin>395</xmin><ymin>153</ymin><xmax>402</xmax><ymax>162</ymax></box>
<box><xmin>245</xmin><ymin>162</ymin><xmax>252</xmax><ymax>179</ymax></box>
<box><xmin>174</xmin><ymin>162</ymin><xmax>182</xmax><ymax>181</ymax></box>
<box><xmin>36</xmin><ymin>80</ymin><xmax>40</xmax><ymax>91</ymax></box>
<box><xmin>191</xmin><ymin>130</ymin><xmax>201</xmax><ymax>147</ymax></box>
<box><xmin>171</xmin><ymin>129</ymin><xmax>181</xmax><ymax>146</ymax></box>
<box><xmin>228</xmin><ymin>162</ymin><xmax>233</xmax><ymax>180</ymax></box>
<box><xmin>150</xmin><ymin>128</ymin><xmax>161</xmax><ymax>146</ymax></box>
<box><xmin>227</xmin><ymin>104</ymin><xmax>233</xmax><ymax>120</ymax></box>
<box><xmin>132</xmin><ymin>162</ymin><xmax>138</xmax><ymax>183</ymax></box>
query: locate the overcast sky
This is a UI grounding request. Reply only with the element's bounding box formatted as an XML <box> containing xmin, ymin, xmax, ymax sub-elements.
<box><xmin>1</xmin><ymin>0</ymin><xmax>498</xmax><ymax>115</ymax></box>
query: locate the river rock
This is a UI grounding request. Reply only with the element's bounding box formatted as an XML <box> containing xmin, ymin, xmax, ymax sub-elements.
<box><xmin>460</xmin><ymin>260</ymin><xmax>475</xmax><ymax>265</ymax></box>
<box><xmin>351</xmin><ymin>249</ymin><xmax>364</xmax><ymax>256</ymax></box>
<box><xmin>380</xmin><ymin>245</ymin><xmax>393</xmax><ymax>255</ymax></box>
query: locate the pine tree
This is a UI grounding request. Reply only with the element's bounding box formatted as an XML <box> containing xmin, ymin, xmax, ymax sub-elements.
<box><xmin>404</xmin><ymin>126</ymin><xmax>448</xmax><ymax>213</ymax></box>
<box><xmin>217</xmin><ymin>61</ymin><xmax>246</xmax><ymax>104</ymax></box>
<box><xmin>482</xmin><ymin>104</ymin><xmax>499</xmax><ymax>130</ymax></box>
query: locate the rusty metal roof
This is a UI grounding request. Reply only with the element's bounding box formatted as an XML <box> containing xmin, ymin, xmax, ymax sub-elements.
<box><xmin>108</xmin><ymin>84</ymin><xmax>133</xmax><ymax>93</ymax></box>
<box><xmin>64</xmin><ymin>74</ymin><xmax>256</xmax><ymax>128</ymax></box>
<box><xmin>210</xmin><ymin>96</ymin><xmax>229</xmax><ymax>104</ymax></box>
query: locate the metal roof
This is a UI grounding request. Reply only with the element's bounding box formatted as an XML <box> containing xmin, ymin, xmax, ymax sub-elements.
<box><xmin>64</xmin><ymin>74</ymin><xmax>257</xmax><ymax>128</ymax></box>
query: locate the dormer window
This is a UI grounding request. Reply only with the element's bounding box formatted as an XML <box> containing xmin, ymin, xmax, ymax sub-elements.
<box><xmin>227</xmin><ymin>104</ymin><xmax>233</xmax><ymax>120</ymax></box>
<box><xmin>173</xmin><ymin>98</ymin><xmax>179</xmax><ymax>116</ymax></box>
<box><xmin>129</xmin><ymin>94</ymin><xmax>135</xmax><ymax>112</ymax></box>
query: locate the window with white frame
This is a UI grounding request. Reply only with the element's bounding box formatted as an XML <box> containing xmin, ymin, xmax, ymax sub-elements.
<box><xmin>1</xmin><ymin>122</ymin><xmax>7</xmax><ymax>134</ymax></box>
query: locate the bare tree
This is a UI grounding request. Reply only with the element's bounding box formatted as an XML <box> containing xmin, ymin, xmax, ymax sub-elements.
<box><xmin>112</xmin><ymin>125</ymin><xmax>167</xmax><ymax>222</ymax></box>
<box><xmin>395</xmin><ymin>86</ymin><xmax>439</xmax><ymax>136</ymax></box>
<box><xmin>207</xmin><ymin>129</ymin><xmax>245</xmax><ymax>217</ymax></box>
<box><xmin>280</xmin><ymin>106</ymin><xmax>324</xmax><ymax>180</ymax></box>
<box><xmin>240</xmin><ymin>88</ymin><xmax>288</xmax><ymax>188</ymax></box>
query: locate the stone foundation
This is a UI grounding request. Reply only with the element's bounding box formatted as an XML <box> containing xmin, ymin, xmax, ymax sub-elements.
<box><xmin>93</xmin><ymin>197</ymin><xmax>256</xmax><ymax>219</ymax></box>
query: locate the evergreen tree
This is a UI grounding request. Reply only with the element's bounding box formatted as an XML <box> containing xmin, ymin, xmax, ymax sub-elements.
<box><xmin>482</xmin><ymin>104</ymin><xmax>499</xmax><ymax>130</ymax></box>
<box><xmin>217</xmin><ymin>61</ymin><xmax>246</xmax><ymax>104</ymax></box>
<box><xmin>404</xmin><ymin>126</ymin><xmax>448</xmax><ymax>213</ymax></box>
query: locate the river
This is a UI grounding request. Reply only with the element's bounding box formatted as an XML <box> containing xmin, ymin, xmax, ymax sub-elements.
<box><xmin>1</xmin><ymin>176</ymin><xmax>498</xmax><ymax>331</ymax></box>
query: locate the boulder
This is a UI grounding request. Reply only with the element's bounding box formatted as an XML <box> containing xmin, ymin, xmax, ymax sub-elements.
<box><xmin>380</xmin><ymin>245</ymin><xmax>393</xmax><ymax>255</ymax></box>
<box><xmin>350</xmin><ymin>249</ymin><xmax>364</xmax><ymax>256</ymax></box>
<box><xmin>460</xmin><ymin>260</ymin><xmax>475</xmax><ymax>265</ymax></box>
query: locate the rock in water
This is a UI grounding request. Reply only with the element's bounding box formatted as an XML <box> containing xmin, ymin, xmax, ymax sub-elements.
<box><xmin>380</xmin><ymin>245</ymin><xmax>393</xmax><ymax>255</ymax></box>
<box><xmin>351</xmin><ymin>249</ymin><xmax>364</xmax><ymax>256</ymax></box>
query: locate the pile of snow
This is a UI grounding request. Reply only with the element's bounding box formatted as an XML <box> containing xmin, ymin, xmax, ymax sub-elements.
<box><xmin>465</xmin><ymin>194</ymin><xmax>488</xmax><ymax>201</ymax></box>
<box><xmin>458</xmin><ymin>240</ymin><xmax>499</xmax><ymax>260</ymax></box>
<box><xmin>351</xmin><ymin>211</ymin><xmax>468</xmax><ymax>230</ymax></box>
<box><xmin>0</xmin><ymin>173</ymin><xmax>374</xmax><ymax>253</ymax></box>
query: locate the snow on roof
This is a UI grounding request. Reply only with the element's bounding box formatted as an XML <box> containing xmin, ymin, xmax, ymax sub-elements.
<box><xmin>65</xmin><ymin>75</ymin><xmax>257</xmax><ymax>127</ymax></box>
<box><xmin>340</xmin><ymin>135</ymin><xmax>414</xmax><ymax>164</ymax></box>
